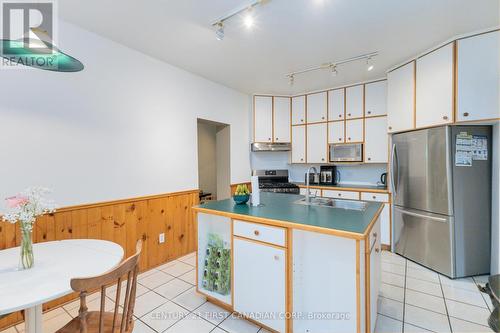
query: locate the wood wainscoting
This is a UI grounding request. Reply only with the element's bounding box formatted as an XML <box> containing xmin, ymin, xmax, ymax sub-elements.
<box><xmin>230</xmin><ymin>182</ymin><xmax>252</xmax><ymax>195</ymax></box>
<box><xmin>0</xmin><ymin>189</ymin><xmax>199</xmax><ymax>330</ymax></box>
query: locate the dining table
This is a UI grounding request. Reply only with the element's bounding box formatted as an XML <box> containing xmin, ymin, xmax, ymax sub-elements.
<box><xmin>0</xmin><ymin>239</ymin><xmax>124</xmax><ymax>333</ymax></box>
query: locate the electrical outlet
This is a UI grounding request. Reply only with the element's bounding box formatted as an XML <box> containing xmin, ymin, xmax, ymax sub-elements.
<box><xmin>159</xmin><ymin>233</ymin><xmax>165</xmax><ymax>244</ymax></box>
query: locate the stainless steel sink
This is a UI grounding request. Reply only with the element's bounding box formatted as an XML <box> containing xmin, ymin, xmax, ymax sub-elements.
<box><xmin>295</xmin><ymin>197</ymin><xmax>368</xmax><ymax>211</ymax></box>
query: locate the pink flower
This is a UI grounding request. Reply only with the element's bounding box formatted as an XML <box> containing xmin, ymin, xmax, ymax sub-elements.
<box><xmin>6</xmin><ymin>195</ymin><xmax>29</xmax><ymax>208</ymax></box>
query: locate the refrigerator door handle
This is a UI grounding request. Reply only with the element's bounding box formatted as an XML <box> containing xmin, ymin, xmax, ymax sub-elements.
<box><xmin>394</xmin><ymin>206</ymin><xmax>448</xmax><ymax>222</ymax></box>
<box><xmin>390</xmin><ymin>144</ymin><xmax>398</xmax><ymax>194</ymax></box>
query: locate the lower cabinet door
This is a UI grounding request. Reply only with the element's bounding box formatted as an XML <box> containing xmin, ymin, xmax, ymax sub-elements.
<box><xmin>234</xmin><ymin>238</ymin><xmax>286</xmax><ymax>333</ymax></box>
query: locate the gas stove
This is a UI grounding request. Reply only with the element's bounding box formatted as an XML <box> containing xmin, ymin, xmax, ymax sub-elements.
<box><xmin>253</xmin><ymin>170</ymin><xmax>300</xmax><ymax>194</ymax></box>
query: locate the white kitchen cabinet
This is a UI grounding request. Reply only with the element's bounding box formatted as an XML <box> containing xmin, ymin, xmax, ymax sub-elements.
<box><xmin>387</xmin><ymin>61</ymin><xmax>415</xmax><ymax>133</ymax></box>
<box><xmin>234</xmin><ymin>238</ymin><xmax>286</xmax><ymax>333</ymax></box>
<box><xmin>306</xmin><ymin>92</ymin><xmax>327</xmax><ymax>123</ymax></box>
<box><xmin>365</xmin><ymin>81</ymin><xmax>387</xmax><ymax>117</ymax></box>
<box><xmin>273</xmin><ymin>97</ymin><xmax>291</xmax><ymax>142</ymax></box>
<box><xmin>254</xmin><ymin>96</ymin><xmax>273</xmax><ymax>142</ymax></box>
<box><xmin>380</xmin><ymin>204</ymin><xmax>390</xmax><ymax>246</ymax></box>
<box><xmin>416</xmin><ymin>43</ymin><xmax>454</xmax><ymax>128</ymax></box>
<box><xmin>291</xmin><ymin>125</ymin><xmax>306</xmax><ymax>163</ymax></box>
<box><xmin>345</xmin><ymin>119</ymin><xmax>363</xmax><ymax>143</ymax></box>
<box><xmin>307</xmin><ymin>123</ymin><xmax>327</xmax><ymax>163</ymax></box>
<box><xmin>292</xmin><ymin>95</ymin><xmax>306</xmax><ymax>125</ymax></box>
<box><xmin>457</xmin><ymin>30</ymin><xmax>500</xmax><ymax>122</ymax></box>
<box><xmin>328</xmin><ymin>88</ymin><xmax>345</xmax><ymax>120</ymax></box>
<box><xmin>364</xmin><ymin>116</ymin><xmax>388</xmax><ymax>163</ymax></box>
<box><xmin>328</xmin><ymin>121</ymin><xmax>345</xmax><ymax>144</ymax></box>
<box><xmin>345</xmin><ymin>85</ymin><xmax>364</xmax><ymax>119</ymax></box>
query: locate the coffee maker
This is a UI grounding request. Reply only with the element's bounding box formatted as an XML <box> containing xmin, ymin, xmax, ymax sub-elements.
<box><xmin>320</xmin><ymin>165</ymin><xmax>337</xmax><ymax>185</ymax></box>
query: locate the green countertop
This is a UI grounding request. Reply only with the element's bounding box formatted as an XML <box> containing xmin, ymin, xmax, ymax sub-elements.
<box><xmin>195</xmin><ymin>192</ymin><xmax>383</xmax><ymax>236</ymax></box>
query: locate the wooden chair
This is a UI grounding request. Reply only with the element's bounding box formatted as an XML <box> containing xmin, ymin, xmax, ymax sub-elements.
<box><xmin>57</xmin><ymin>240</ymin><xmax>142</xmax><ymax>333</ymax></box>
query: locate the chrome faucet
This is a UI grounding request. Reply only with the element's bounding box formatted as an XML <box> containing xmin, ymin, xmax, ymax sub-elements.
<box><xmin>305</xmin><ymin>166</ymin><xmax>318</xmax><ymax>203</ymax></box>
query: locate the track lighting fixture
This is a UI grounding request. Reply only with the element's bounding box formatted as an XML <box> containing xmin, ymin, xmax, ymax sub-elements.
<box><xmin>215</xmin><ymin>22</ymin><xmax>224</xmax><ymax>41</ymax></box>
<box><xmin>289</xmin><ymin>74</ymin><xmax>295</xmax><ymax>86</ymax></box>
<box><xmin>366</xmin><ymin>57</ymin><xmax>374</xmax><ymax>71</ymax></box>
<box><xmin>211</xmin><ymin>0</ymin><xmax>266</xmax><ymax>40</ymax></box>
<box><xmin>285</xmin><ymin>51</ymin><xmax>378</xmax><ymax>84</ymax></box>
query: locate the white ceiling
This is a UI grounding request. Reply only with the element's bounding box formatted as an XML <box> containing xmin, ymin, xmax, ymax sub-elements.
<box><xmin>59</xmin><ymin>0</ymin><xmax>499</xmax><ymax>95</ymax></box>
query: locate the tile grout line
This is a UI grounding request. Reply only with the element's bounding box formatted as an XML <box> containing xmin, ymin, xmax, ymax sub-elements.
<box><xmin>437</xmin><ymin>274</ymin><xmax>453</xmax><ymax>333</ymax></box>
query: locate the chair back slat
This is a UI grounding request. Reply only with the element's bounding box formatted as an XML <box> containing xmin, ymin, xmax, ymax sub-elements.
<box><xmin>70</xmin><ymin>240</ymin><xmax>142</xmax><ymax>333</ymax></box>
<box><xmin>111</xmin><ymin>277</ymin><xmax>122</xmax><ymax>333</ymax></box>
<box><xmin>98</xmin><ymin>286</ymin><xmax>106</xmax><ymax>333</ymax></box>
<box><xmin>125</xmin><ymin>268</ymin><xmax>138</xmax><ymax>332</ymax></box>
<box><xmin>119</xmin><ymin>272</ymin><xmax>132</xmax><ymax>333</ymax></box>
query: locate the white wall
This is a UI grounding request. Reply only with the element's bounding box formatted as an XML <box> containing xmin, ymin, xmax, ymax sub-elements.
<box><xmin>0</xmin><ymin>21</ymin><xmax>251</xmax><ymax>211</ymax></box>
<box><xmin>492</xmin><ymin>123</ymin><xmax>500</xmax><ymax>274</ymax></box>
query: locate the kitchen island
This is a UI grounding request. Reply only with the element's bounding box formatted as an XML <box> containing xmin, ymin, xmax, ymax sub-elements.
<box><xmin>193</xmin><ymin>192</ymin><xmax>383</xmax><ymax>333</ymax></box>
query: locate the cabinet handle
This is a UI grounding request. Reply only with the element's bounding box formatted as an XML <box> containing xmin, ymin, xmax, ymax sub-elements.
<box><xmin>301</xmin><ymin>119</ymin><xmax>304</xmax><ymax>122</ymax></box>
<box><xmin>338</xmin><ymin>138</ymin><xmax>342</xmax><ymax>141</ymax></box>
<box><xmin>463</xmin><ymin>112</ymin><xmax>469</xmax><ymax>117</ymax></box>
<box><xmin>274</xmin><ymin>255</ymin><xmax>280</xmax><ymax>261</ymax></box>
<box><xmin>367</xmin><ymin>157</ymin><xmax>371</xmax><ymax>161</ymax></box>
<box><xmin>442</xmin><ymin>116</ymin><xmax>448</xmax><ymax>120</ymax></box>
<box><xmin>348</xmin><ymin>137</ymin><xmax>351</xmax><ymax>141</ymax></box>
<box><xmin>268</xmin><ymin>138</ymin><xmax>271</xmax><ymax>141</ymax></box>
<box><xmin>348</xmin><ymin>113</ymin><xmax>351</xmax><ymax>117</ymax></box>
<box><xmin>338</xmin><ymin>193</ymin><xmax>342</xmax><ymax>197</ymax></box>
<box><xmin>276</xmin><ymin>138</ymin><xmax>279</xmax><ymax>141</ymax></box>
<box><xmin>388</xmin><ymin>126</ymin><xmax>393</xmax><ymax>130</ymax></box>
<box><xmin>367</xmin><ymin>111</ymin><xmax>371</xmax><ymax>115</ymax></box>
<box><xmin>300</xmin><ymin>158</ymin><xmax>304</xmax><ymax>161</ymax></box>
<box><xmin>254</xmin><ymin>230</ymin><xmax>260</xmax><ymax>236</ymax></box>
<box><xmin>321</xmin><ymin>158</ymin><xmax>325</xmax><ymax>161</ymax></box>
<box><xmin>373</xmin><ymin>232</ymin><xmax>377</xmax><ymax>238</ymax></box>
<box><xmin>375</xmin><ymin>248</ymin><xmax>380</xmax><ymax>253</ymax></box>
<box><xmin>322</xmin><ymin>116</ymin><xmax>325</xmax><ymax>120</ymax></box>
<box><xmin>372</xmin><ymin>195</ymin><xmax>376</xmax><ymax>199</ymax></box>
<box><xmin>339</xmin><ymin>114</ymin><xmax>342</xmax><ymax>118</ymax></box>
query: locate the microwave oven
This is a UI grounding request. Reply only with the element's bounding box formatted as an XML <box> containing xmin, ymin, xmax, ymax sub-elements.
<box><xmin>329</xmin><ymin>143</ymin><xmax>363</xmax><ymax>162</ymax></box>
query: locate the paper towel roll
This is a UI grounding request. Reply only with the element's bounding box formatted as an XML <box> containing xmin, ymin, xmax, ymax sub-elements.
<box><xmin>251</xmin><ymin>175</ymin><xmax>260</xmax><ymax>206</ymax></box>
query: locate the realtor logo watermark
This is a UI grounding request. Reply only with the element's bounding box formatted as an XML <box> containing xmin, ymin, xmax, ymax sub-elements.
<box><xmin>0</xmin><ymin>0</ymin><xmax>58</xmax><ymax>69</ymax></box>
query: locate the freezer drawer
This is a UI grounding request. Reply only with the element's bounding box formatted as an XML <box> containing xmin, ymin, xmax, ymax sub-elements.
<box><xmin>393</xmin><ymin>206</ymin><xmax>454</xmax><ymax>277</ymax></box>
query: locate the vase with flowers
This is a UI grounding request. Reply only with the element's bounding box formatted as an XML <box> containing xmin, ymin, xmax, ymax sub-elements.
<box><xmin>3</xmin><ymin>187</ymin><xmax>56</xmax><ymax>270</ymax></box>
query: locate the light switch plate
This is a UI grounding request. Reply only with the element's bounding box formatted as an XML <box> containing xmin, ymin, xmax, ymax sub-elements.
<box><xmin>159</xmin><ymin>233</ymin><xmax>165</xmax><ymax>244</ymax></box>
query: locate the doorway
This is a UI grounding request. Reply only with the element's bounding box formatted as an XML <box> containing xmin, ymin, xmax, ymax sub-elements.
<box><xmin>197</xmin><ymin>119</ymin><xmax>231</xmax><ymax>201</ymax></box>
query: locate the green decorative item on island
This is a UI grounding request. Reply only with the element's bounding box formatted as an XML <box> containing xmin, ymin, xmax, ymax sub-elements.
<box><xmin>233</xmin><ymin>184</ymin><xmax>250</xmax><ymax>204</ymax></box>
<box><xmin>202</xmin><ymin>234</ymin><xmax>231</xmax><ymax>295</ymax></box>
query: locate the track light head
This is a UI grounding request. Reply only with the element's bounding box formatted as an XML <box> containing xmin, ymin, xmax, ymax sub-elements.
<box><xmin>215</xmin><ymin>22</ymin><xmax>224</xmax><ymax>41</ymax></box>
<box><xmin>330</xmin><ymin>64</ymin><xmax>338</xmax><ymax>76</ymax></box>
<box><xmin>366</xmin><ymin>57</ymin><xmax>374</xmax><ymax>71</ymax></box>
<box><xmin>289</xmin><ymin>75</ymin><xmax>295</xmax><ymax>86</ymax></box>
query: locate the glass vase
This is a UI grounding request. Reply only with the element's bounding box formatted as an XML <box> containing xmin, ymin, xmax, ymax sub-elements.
<box><xmin>19</xmin><ymin>226</ymin><xmax>34</xmax><ymax>270</ymax></box>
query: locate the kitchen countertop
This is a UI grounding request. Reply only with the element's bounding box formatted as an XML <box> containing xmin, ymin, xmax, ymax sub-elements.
<box><xmin>293</xmin><ymin>182</ymin><xmax>389</xmax><ymax>193</ymax></box>
<box><xmin>193</xmin><ymin>192</ymin><xmax>383</xmax><ymax>238</ymax></box>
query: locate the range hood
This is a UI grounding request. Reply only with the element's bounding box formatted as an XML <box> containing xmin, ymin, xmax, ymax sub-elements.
<box><xmin>251</xmin><ymin>142</ymin><xmax>291</xmax><ymax>152</ymax></box>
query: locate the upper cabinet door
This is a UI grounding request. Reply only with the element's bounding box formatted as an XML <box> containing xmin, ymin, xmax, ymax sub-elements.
<box><xmin>254</xmin><ymin>96</ymin><xmax>273</xmax><ymax>142</ymax></box>
<box><xmin>345</xmin><ymin>85</ymin><xmax>364</xmax><ymax>119</ymax></box>
<box><xmin>364</xmin><ymin>116</ymin><xmax>388</xmax><ymax>163</ymax></box>
<box><xmin>273</xmin><ymin>97</ymin><xmax>291</xmax><ymax>142</ymax></box>
<box><xmin>307</xmin><ymin>123</ymin><xmax>327</xmax><ymax>163</ymax></box>
<box><xmin>365</xmin><ymin>81</ymin><xmax>387</xmax><ymax>117</ymax></box>
<box><xmin>291</xmin><ymin>125</ymin><xmax>306</xmax><ymax>163</ymax></box>
<box><xmin>345</xmin><ymin>119</ymin><xmax>364</xmax><ymax>143</ymax></box>
<box><xmin>292</xmin><ymin>96</ymin><xmax>306</xmax><ymax>125</ymax></box>
<box><xmin>416</xmin><ymin>43</ymin><xmax>454</xmax><ymax>128</ymax></box>
<box><xmin>387</xmin><ymin>61</ymin><xmax>415</xmax><ymax>133</ymax></box>
<box><xmin>328</xmin><ymin>121</ymin><xmax>345</xmax><ymax>144</ymax></box>
<box><xmin>328</xmin><ymin>89</ymin><xmax>345</xmax><ymax>120</ymax></box>
<box><xmin>306</xmin><ymin>92</ymin><xmax>327</xmax><ymax>123</ymax></box>
<box><xmin>457</xmin><ymin>30</ymin><xmax>500</xmax><ymax>122</ymax></box>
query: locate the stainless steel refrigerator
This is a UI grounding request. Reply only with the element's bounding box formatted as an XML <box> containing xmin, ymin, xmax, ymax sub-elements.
<box><xmin>392</xmin><ymin>125</ymin><xmax>492</xmax><ymax>278</ymax></box>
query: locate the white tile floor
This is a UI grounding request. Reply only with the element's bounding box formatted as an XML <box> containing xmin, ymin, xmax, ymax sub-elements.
<box><xmin>1</xmin><ymin>251</ymin><xmax>494</xmax><ymax>333</ymax></box>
